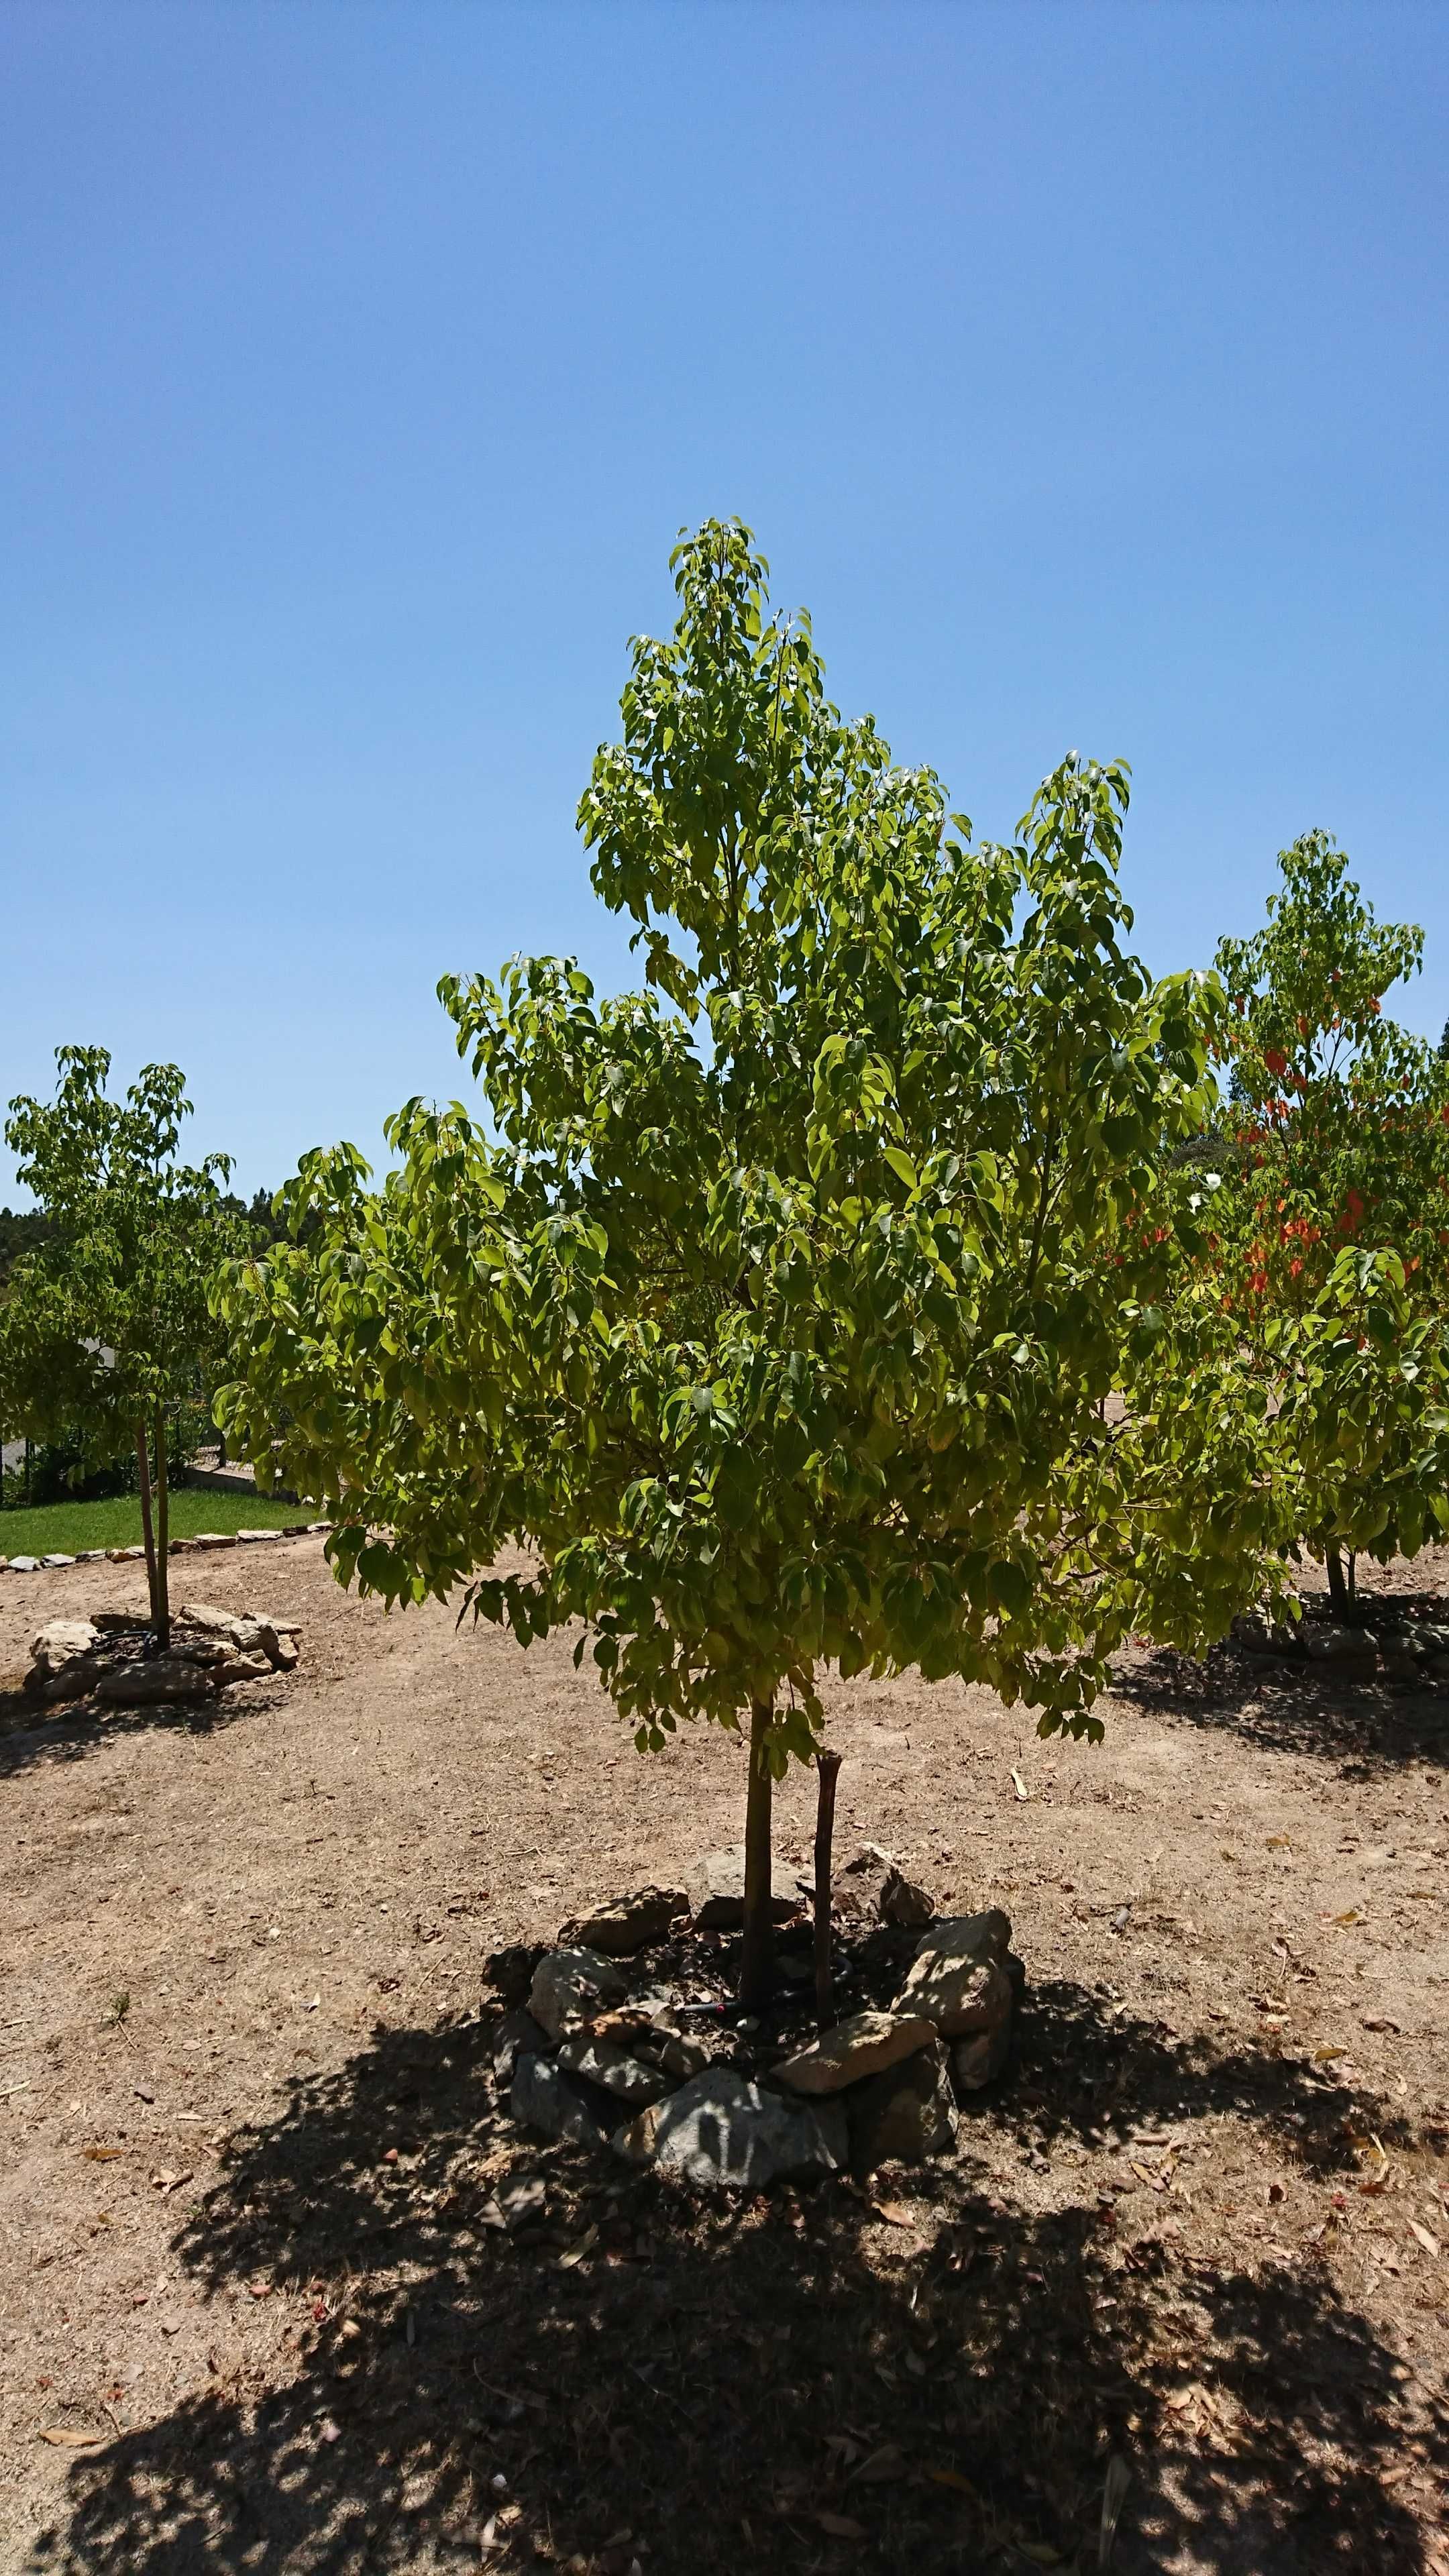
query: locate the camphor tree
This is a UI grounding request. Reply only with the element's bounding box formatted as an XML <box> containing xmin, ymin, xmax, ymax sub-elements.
<box><xmin>219</xmin><ymin>521</ymin><xmax>1275</xmax><ymax>2004</ymax></box>
<box><xmin>1211</xmin><ymin>832</ymin><xmax>1449</xmax><ymax>1617</ymax></box>
<box><xmin>0</xmin><ymin>1047</ymin><xmax>246</xmax><ymax>1645</ymax></box>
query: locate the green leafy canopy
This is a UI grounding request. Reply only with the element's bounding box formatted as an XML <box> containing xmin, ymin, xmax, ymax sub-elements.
<box><xmin>219</xmin><ymin>521</ymin><xmax>1273</xmax><ymax>1762</ymax></box>
<box><xmin>1</xmin><ymin>1046</ymin><xmax>246</xmax><ymax>1462</ymax></box>
<box><xmin>1204</xmin><ymin>833</ymin><xmax>1449</xmax><ymax>1579</ymax></box>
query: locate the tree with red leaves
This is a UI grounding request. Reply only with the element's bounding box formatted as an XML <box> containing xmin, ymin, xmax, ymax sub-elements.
<box><xmin>1210</xmin><ymin>833</ymin><xmax>1449</xmax><ymax>1615</ymax></box>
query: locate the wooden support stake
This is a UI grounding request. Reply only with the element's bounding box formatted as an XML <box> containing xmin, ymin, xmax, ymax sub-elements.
<box><xmin>813</xmin><ymin>1749</ymin><xmax>843</xmax><ymax>2025</ymax></box>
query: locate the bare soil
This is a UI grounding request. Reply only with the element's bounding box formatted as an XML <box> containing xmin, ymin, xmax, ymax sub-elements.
<box><xmin>2</xmin><ymin>1542</ymin><xmax>1448</xmax><ymax>2575</ymax></box>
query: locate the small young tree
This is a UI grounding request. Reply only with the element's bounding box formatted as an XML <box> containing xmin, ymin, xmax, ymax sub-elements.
<box><xmin>219</xmin><ymin>523</ymin><xmax>1274</xmax><ymax>2002</ymax></box>
<box><xmin>1210</xmin><ymin>833</ymin><xmax>1449</xmax><ymax>1613</ymax></box>
<box><xmin>0</xmin><ymin>1048</ymin><xmax>246</xmax><ymax>1644</ymax></box>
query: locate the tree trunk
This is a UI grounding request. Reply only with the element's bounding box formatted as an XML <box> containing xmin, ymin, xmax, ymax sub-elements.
<box><xmin>135</xmin><ymin>1420</ymin><xmax>160</xmax><ymax>1633</ymax></box>
<box><xmin>153</xmin><ymin>1408</ymin><xmax>170</xmax><ymax>1651</ymax></box>
<box><xmin>813</xmin><ymin>1749</ymin><xmax>843</xmax><ymax>2025</ymax></box>
<box><xmin>739</xmin><ymin>1701</ymin><xmax>777</xmax><ymax>2012</ymax></box>
<box><xmin>1326</xmin><ymin>1542</ymin><xmax>1352</xmax><ymax>1622</ymax></box>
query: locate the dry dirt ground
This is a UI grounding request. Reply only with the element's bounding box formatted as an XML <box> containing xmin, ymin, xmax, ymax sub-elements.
<box><xmin>2</xmin><ymin>1542</ymin><xmax>1448</xmax><ymax>2576</ymax></box>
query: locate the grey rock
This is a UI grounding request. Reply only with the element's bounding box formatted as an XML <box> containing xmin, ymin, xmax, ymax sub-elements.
<box><xmin>216</xmin><ymin>1653</ymin><xmax>273</xmax><ymax>1686</ymax></box>
<box><xmin>831</xmin><ymin>1843</ymin><xmax>894</xmax><ymax>1918</ymax></box>
<box><xmin>40</xmin><ymin>1657</ymin><xmax>105</xmax><ymax>1706</ymax></box>
<box><xmin>494</xmin><ymin>2008</ymin><xmax>552</xmax><ymax>2084</ymax></box>
<box><xmin>774</xmin><ymin>2008</ymin><xmax>938</xmax><ymax>2096</ymax></box>
<box><xmin>95</xmin><ymin>1657</ymin><xmax>215</xmax><ymax>1709</ymax></box>
<box><xmin>686</xmin><ymin>1847</ymin><xmax>799</xmax><ymax>1931</ymax></box>
<box><xmin>498</xmin><ymin>2176</ymin><xmax>548</xmax><ymax>2231</ymax></box>
<box><xmin>658</xmin><ymin>2031</ymin><xmax>713</xmax><ymax>2080</ymax></box>
<box><xmin>178</xmin><ymin>1602</ymin><xmax>245</xmax><ymax>1641</ymax></box>
<box><xmin>511</xmin><ymin>2052</ymin><xmax>611</xmax><ymax>2149</ymax></box>
<box><xmin>951</xmin><ymin>2021</ymin><xmax>1012</xmax><ymax>2092</ymax></box>
<box><xmin>527</xmin><ymin>1947</ymin><xmax>629</xmax><ymax>2041</ymax></box>
<box><xmin>613</xmin><ymin>2068</ymin><xmax>848</xmax><ymax>2190</ymax></box>
<box><xmin>192</xmin><ymin>1533</ymin><xmax>238</xmax><ymax>1550</ymax></box>
<box><xmin>30</xmin><ymin>1619</ymin><xmax>101</xmax><ymax>1681</ymax></box>
<box><xmin>561</xmin><ymin>1886</ymin><xmax>688</xmax><ymax>1955</ymax></box>
<box><xmin>849</xmin><ymin>2045</ymin><xmax>956</xmax><ymax>2171</ymax></box>
<box><xmin>75</xmin><ymin>1550</ymin><xmax>107</xmax><ymax>1564</ymax></box>
<box><xmin>557</xmin><ymin>2034</ymin><xmax>674</xmax><ymax>2106</ymax></box>
<box><xmin>1304</xmin><ymin>1624</ymin><xmax>1379</xmax><ymax>1676</ymax></box>
<box><xmin>898</xmin><ymin>1910</ymin><xmax>1014</xmax><ymax>2037</ymax></box>
<box><xmin>878</xmin><ymin>1866</ymin><xmax>935</xmax><ymax>1929</ymax></box>
<box><xmin>41</xmin><ymin>1554</ymin><xmax>76</xmax><ymax>1569</ymax></box>
<box><xmin>236</xmin><ymin>1528</ymin><xmax>283</xmax><ymax>1544</ymax></box>
<box><xmin>1232</xmin><ymin>1610</ymin><xmax>1299</xmax><ymax>1656</ymax></box>
<box><xmin>7</xmin><ymin>1558</ymin><xmax>41</xmax><ymax>1574</ymax></box>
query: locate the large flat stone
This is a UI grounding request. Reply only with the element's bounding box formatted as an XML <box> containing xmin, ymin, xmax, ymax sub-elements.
<box><xmin>95</xmin><ymin>1658</ymin><xmax>215</xmax><ymax>1708</ymax></box>
<box><xmin>30</xmin><ymin>1619</ymin><xmax>100</xmax><ymax>1680</ymax></box>
<box><xmin>527</xmin><ymin>1947</ymin><xmax>629</xmax><ymax>2041</ymax></box>
<box><xmin>561</xmin><ymin>1887</ymin><xmax>688</xmax><ymax>1955</ymax></box>
<box><xmin>612</xmin><ymin>2068</ymin><xmax>847</xmax><ymax>2190</ymax></box>
<box><xmin>774</xmin><ymin>2008</ymin><xmax>937</xmax><ymax>2096</ymax></box>
<box><xmin>557</xmin><ymin>2035</ymin><xmax>674</xmax><ymax>2106</ymax></box>
<box><xmin>952</xmin><ymin>2023</ymin><xmax>1012</xmax><ymax>2092</ymax></box>
<box><xmin>511</xmin><ymin>2053</ymin><xmax>610</xmax><ymax>2149</ymax></box>
<box><xmin>897</xmin><ymin>1910</ymin><xmax>1015</xmax><ymax>2037</ymax></box>
<box><xmin>686</xmin><ymin>1847</ymin><xmax>799</xmax><ymax>1931</ymax></box>
<box><xmin>849</xmin><ymin>2047</ymin><xmax>956</xmax><ymax>2172</ymax></box>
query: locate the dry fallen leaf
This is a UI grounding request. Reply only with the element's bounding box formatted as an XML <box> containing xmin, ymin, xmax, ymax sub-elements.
<box><xmin>816</xmin><ymin>2510</ymin><xmax>866</xmax><ymax>2539</ymax></box>
<box><xmin>1266</xmin><ymin>1834</ymin><xmax>1291</xmax><ymax>1851</ymax></box>
<box><xmin>926</xmin><ymin>2466</ymin><xmax>975</xmax><ymax>2495</ymax></box>
<box><xmin>871</xmin><ymin>2201</ymin><xmax>918</xmax><ymax>2229</ymax></box>
<box><xmin>1010</xmin><ymin>1769</ymin><xmax>1029</xmax><ymax>1801</ymax></box>
<box><xmin>1409</xmin><ymin>2220</ymin><xmax>1442</xmax><ymax>2257</ymax></box>
<box><xmin>38</xmin><ymin>2428</ymin><xmax>103</xmax><ymax>2449</ymax></box>
<box><xmin>850</xmin><ymin>2445</ymin><xmax>906</xmax><ymax>2485</ymax></box>
<box><xmin>1099</xmin><ymin>2454</ymin><xmax>1132</xmax><ymax>2569</ymax></box>
<box><xmin>1312</xmin><ymin>2046</ymin><xmax>1346</xmax><ymax>2063</ymax></box>
<box><xmin>557</xmin><ymin>2225</ymin><xmax>598</xmax><ymax>2271</ymax></box>
<box><xmin>82</xmin><ymin>2146</ymin><xmax>122</xmax><ymax>2162</ymax></box>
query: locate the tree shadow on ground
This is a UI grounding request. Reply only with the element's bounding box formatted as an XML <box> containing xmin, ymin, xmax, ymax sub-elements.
<box><xmin>0</xmin><ymin>1680</ymin><xmax>277</xmax><ymax>1782</ymax></box>
<box><xmin>30</xmin><ymin>1988</ymin><xmax>1448</xmax><ymax>2576</ymax></box>
<box><xmin>1001</xmin><ymin>1978</ymin><xmax>1421</xmax><ymax>2167</ymax></box>
<box><xmin>1108</xmin><ymin>1638</ymin><xmax>1449</xmax><ymax>1776</ymax></box>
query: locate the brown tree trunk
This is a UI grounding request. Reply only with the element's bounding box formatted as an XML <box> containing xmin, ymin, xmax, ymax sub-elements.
<box><xmin>1326</xmin><ymin>1542</ymin><xmax>1352</xmax><ymax>1623</ymax></box>
<box><xmin>813</xmin><ymin>1749</ymin><xmax>843</xmax><ymax>2025</ymax></box>
<box><xmin>153</xmin><ymin>1408</ymin><xmax>170</xmax><ymax>1651</ymax></box>
<box><xmin>739</xmin><ymin>1701</ymin><xmax>777</xmax><ymax>2012</ymax></box>
<box><xmin>135</xmin><ymin>1420</ymin><xmax>160</xmax><ymax>1635</ymax></box>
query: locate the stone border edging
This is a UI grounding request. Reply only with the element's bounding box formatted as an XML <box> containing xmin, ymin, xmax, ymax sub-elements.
<box><xmin>0</xmin><ymin>1522</ymin><xmax>333</xmax><ymax>1575</ymax></box>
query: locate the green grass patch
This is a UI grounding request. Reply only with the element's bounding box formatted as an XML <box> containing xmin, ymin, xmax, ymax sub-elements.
<box><xmin>0</xmin><ymin>1488</ymin><xmax>316</xmax><ymax>1559</ymax></box>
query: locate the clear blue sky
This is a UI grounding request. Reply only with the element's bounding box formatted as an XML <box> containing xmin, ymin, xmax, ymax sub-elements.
<box><xmin>3</xmin><ymin>1</ymin><xmax>1446</xmax><ymax>1201</ymax></box>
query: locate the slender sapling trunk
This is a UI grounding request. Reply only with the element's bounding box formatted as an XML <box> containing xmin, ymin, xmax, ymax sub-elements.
<box><xmin>1326</xmin><ymin>1542</ymin><xmax>1353</xmax><ymax>1623</ymax></box>
<box><xmin>135</xmin><ymin>1419</ymin><xmax>160</xmax><ymax>1635</ymax></box>
<box><xmin>154</xmin><ymin>1407</ymin><xmax>170</xmax><ymax>1651</ymax></box>
<box><xmin>739</xmin><ymin>1701</ymin><xmax>777</xmax><ymax>2012</ymax></box>
<box><xmin>813</xmin><ymin>1748</ymin><xmax>843</xmax><ymax>2025</ymax></box>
